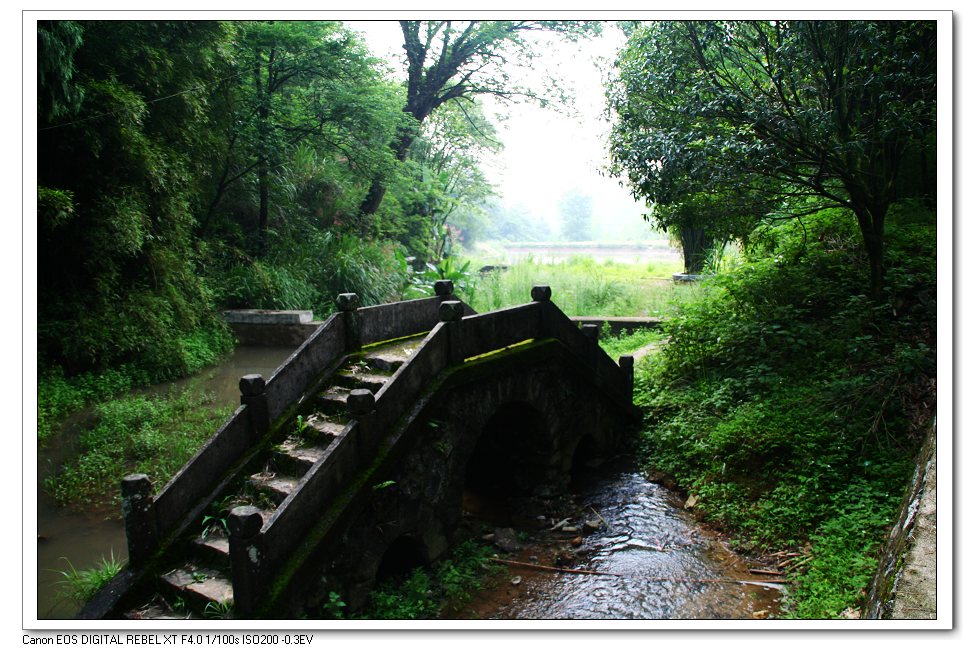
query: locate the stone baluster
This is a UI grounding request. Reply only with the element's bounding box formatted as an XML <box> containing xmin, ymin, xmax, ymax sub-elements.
<box><xmin>121</xmin><ymin>473</ymin><xmax>157</xmax><ymax>566</ymax></box>
<box><xmin>228</xmin><ymin>505</ymin><xmax>265</xmax><ymax>619</ymax></box>
<box><xmin>434</xmin><ymin>279</ymin><xmax>455</xmax><ymax>299</ymax></box>
<box><xmin>439</xmin><ymin>299</ymin><xmax>465</xmax><ymax>365</ymax></box>
<box><xmin>240</xmin><ymin>374</ymin><xmax>269</xmax><ymax>442</ymax></box>
<box><xmin>619</xmin><ymin>355</ymin><xmax>635</xmax><ymax>403</ymax></box>
<box><xmin>348</xmin><ymin>388</ymin><xmax>377</xmax><ymax>460</ymax></box>
<box><xmin>337</xmin><ymin>292</ymin><xmax>362</xmax><ymax>350</ymax></box>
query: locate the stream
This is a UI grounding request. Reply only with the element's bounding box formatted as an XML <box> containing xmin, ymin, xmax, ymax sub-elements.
<box><xmin>455</xmin><ymin>459</ymin><xmax>783</xmax><ymax>620</ymax></box>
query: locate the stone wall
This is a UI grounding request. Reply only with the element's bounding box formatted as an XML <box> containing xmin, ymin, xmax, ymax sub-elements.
<box><xmin>863</xmin><ymin>419</ymin><xmax>937</xmax><ymax>619</ymax></box>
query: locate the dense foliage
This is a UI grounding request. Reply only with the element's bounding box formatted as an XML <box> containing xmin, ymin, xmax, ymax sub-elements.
<box><xmin>635</xmin><ymin>205</ymin><xmax>936</xmax><ymax>617</ymax></box>
<box><xmin>36</xmin><ymin>20</ymin><xmax>542</xmax><ymax>398</ymax></box>
<box><xmin>608</xmin><ymin>20</ymin><xmax>936</xmax><ymax>290</ymax></box>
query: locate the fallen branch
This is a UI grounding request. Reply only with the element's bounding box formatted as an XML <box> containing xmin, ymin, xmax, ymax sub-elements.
<box><xmin>490</xmin><ymin>558</ymin><xmax>790</xmax><ymax>585</ymax></box>
<box><xmin>749</xmin><ymin>568</ymin><xmax>784</xmax><ymax>576</ymax></box>
<box><xmin>590</xmin><ymin>506</ymin><xmax>611</xmax><ymax>530</ymax></box>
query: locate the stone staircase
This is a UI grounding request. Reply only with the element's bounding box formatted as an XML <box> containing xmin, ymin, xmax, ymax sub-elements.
<box><xmin>121</xmin><ymin>336</ymin><xmax>423</xmax><ymax>619</ymax></box>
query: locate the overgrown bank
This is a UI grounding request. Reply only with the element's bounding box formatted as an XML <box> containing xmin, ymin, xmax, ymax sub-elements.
<box><xmin>633</xmin><ymin>207</ymin><xmax>936</xmax><ymax>618</ymax></box>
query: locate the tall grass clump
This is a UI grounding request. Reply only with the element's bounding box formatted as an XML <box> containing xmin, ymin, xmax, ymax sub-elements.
<box><xmin>352</xmin><ymin>540</ymin><xmax>503</xmax><ymax>620</ymax></box>
<box><xmin>55</xmin><ymin>552</ymin><xmax>123</xmax><ymax>605</ymax></box>
<box><xmin>214</xmin><ymin>233</ymin><xmax>409</xmax><ymax>317</ymax></box>
<box><xmin>636</xmin><ymin>206</ymin><xmax>935</xmax><ymax>618</ymax></box>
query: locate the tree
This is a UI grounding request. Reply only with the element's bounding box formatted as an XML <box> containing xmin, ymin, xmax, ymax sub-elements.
<box><xmin>558</xmin><ymin>189</ymin><xmax>594</xmax><ymax>241</ymax></box>
<box><xmin>607</xmin><ymin>20</ymin><xmax>937</xmax><ymax>294</ymax></box>
<box><xmin>204</xmin><ymin>21</ymin><xmax>405</xmax><ymax>254</ymax></box>
<box><xmin>358</xmin><ymin>20</ymin><xmax>601</xmax><ymax>219</ymax></box>
<box><xmin>37</xmin><ymin>21</ymin><xmax>237</xmax><ymax>375</ymax></box>
<box><xmin>398</xmin><ymin>99</ymin><xmax>500</xmax><ymax>260</ymax></box>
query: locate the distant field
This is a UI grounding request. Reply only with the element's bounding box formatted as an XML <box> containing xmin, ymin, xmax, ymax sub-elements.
<box><xmin>461</xmin><ymin>254</ymin><xmax>698</xmax><ymax>318</ymax></box>
<box><xmin>472</xmin><ymin>240</ymin><xmax>681</xmax><ymax>267</ymax></box>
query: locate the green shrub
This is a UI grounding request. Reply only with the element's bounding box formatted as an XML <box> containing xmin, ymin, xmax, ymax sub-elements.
<box><xmin>636</xmin><ymin>205</ymin><xmax>935</xmax><ymax>616</ymax></box>
<box><xmin>358</xmin><ymin>540</ymin><xmax>501</xmax><ymax>619</ymax></box>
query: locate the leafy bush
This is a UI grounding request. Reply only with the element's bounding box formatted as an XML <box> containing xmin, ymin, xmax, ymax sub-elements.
<box><xmin>636</xmin><ymin>205</ymin><xmax>935</xmax><ymax>617</ymax></box>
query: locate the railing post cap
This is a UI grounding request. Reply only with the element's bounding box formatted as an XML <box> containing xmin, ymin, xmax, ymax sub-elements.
<box><xmin>337</xmin><ymin>293</ymin><xmax>361</xmax><ymax>312</ymax></box>
<box><xmin>434</xmin><ymin>279</ymin><xmax>454</xmax><ymax>297</ymax></box>
<box><xmin>239</xmin><ymin>374</ymin><xmax>266</xmax><ymax>397</ymax></box>
<box><xmin>581</xmin><ymin>323</ymin><xmax>600</xmax><ymax>341</ymax></box>
<box><xmin>121</xmin><ymin>473</ymin><xmax>152</xmax><ymax>496</ymax></box>
<box><xmin>619</xmin><ymin>355</ymin><xmax>634</xmax><ymax>369</ymax></box>
<box><xmin>228</xmin><ymin>505</ymin><xmax>264</xmax><ymax>538</ymax></box>
<box><xmin>531</xmin><ymin>285</ymin><xmax>552</xmax><ymax>302</ymax></box>
<box><xmin>347</xmin><ymin>388</ymin><xmax>376</xmax><ymax>416</ymax></box>
<box><xmin>438</xmin><ymin>300</ymin><xmax>464</xmax><ymax>322</ymax></box>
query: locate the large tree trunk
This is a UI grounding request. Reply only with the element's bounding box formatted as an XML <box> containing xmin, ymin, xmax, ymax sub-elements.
<box><xmin>356</xmin><ymin>130</ymin><xmax>419</xmax><ymax>224</ymax></box>
<box><xmin>679</xmin><ymin>226</ymin><xmax>713</xmax><ymax>275</ymax></box>
<box><xmin>852</xmin><ymin>205</ymin><xmax>887</xmax><ymax>300</ymax></box>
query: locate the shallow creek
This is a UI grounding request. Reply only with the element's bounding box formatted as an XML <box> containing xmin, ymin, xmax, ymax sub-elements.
<box><xmin>36</xmin><ymin>345</ymin><xmax>296</xmax><ymax>619</ymax></box>
<box><xmin>455</xmin><ymin>460</ymin><xmax>783</xmax><ymax>620</ymax></box>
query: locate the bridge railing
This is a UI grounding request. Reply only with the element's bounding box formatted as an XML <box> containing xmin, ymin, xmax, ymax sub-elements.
<box><xmin>226</xmin><ymin>286</ymin><xmax>635</xmax><ymax>616</ymax></box>
<box><xmin>116</xmin><ymin>284</ymin><xmax>465</xmax><ymax>571</ymax></box>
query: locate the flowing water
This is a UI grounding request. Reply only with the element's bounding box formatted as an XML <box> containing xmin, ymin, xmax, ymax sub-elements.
<box><xmin>35</xmin><ymin>345</ymin><xmax>297</xmax><ymax>619</ymax></box>
<box><xmin>459</xmin><ymin>460</ymin><xmax>783</xmax><ymax>620</ymax></box>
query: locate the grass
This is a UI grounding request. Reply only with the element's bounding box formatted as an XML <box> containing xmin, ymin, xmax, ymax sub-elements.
<box><xmin>598</xmin><ymin>327</ymin><xmax>665</xmax><ymax>360</ymax></box>
<box><xmin>43</xmin><ymin>382</ymin><xmax>233</xmax><ymax>510</ymax></box>
<box><xmin>55</xmin><ymin>552</ymin><xmax>123</xmax><ymax>605</ymax></box>
<box><xmin>464</xmin><ymin>256</ymin><xmax>697</xmax><ymax>318</ymax></box>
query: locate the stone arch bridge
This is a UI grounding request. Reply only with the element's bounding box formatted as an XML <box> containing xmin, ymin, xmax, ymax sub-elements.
<box><xmin>80</xmin><ymin>283</ymin><xmax>639</xmax><ymax>619</ymax></box>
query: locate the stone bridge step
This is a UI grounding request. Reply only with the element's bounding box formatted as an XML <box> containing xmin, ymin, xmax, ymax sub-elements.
<box><xmin>249</xmin><ymin>473</ymin><xmax>300</xmax><ymax>506</ymax></box>
<box><xmin>160</xmin><ymin>565</ymin><xmax>234</xmax><ymax>612</ymax></box>
<box><xmin>274</xmin><ymin>437</ymin><xmax>333</xmax><ymax>474</ymax></box>
<box><xmin>193</xmin><ymin>532</ymin><xmax>230</xmax><ymax>565</ymax></box>
<box><xmin>334</xmin><ymin>369</ymin><xmax>390</xmax><ymax>392</ymax></box>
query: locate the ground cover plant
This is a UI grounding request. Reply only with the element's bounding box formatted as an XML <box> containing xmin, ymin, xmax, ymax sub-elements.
<box><xmin>44</xmin><ymin>383</ymin><xmax>234</xmax><ymax>510</ymax></box>
<box><xmin>342</xmin><ymin>540</ymin><xmax>503</xmax><ymax>619</ymax></box>
<box><xmin>633</xmin><ymin>206</ymin><xmax>936</xmax><ymax>618</ymax></box>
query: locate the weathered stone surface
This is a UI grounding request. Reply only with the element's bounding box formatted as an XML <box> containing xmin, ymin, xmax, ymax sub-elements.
<box><xmin>239</xmin><ymin>374</ymin><xmax>266</xmax><ymax>397</ymax></box>
<box><xmin>347</xmin><ymin>389</ymin><xmax>376</xmax><ymax>416</ymax></box>
<box><xmin>336</xmin><ymin>292</ymin><xmax>361</xmax><ymax>312</ymax></box>
<box><xmin>581</xmin><ymin>323</ymin><xmax>599</xmax><ymax>341</ymax></box>
<box><xmin>434</xmin><ymin>280</ymin><xmax>454</xmax><ymax>296</ymax></box>
<box><xmin>223</xmin><ymin>309</ymin><xmax>313</xmax><ymax>325</ymax></box>
<box><xmin>438</xmin><ymin>300</ymin><xmax>464</xmax><ymax>322</ymax></box>
<box><xmin>229</xmin><ymin>506</ymin><xmax>264</xmax><ymax>539</ymax></box>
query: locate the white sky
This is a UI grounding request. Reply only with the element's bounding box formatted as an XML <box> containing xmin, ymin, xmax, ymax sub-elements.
<box><xmin>346</xmin><ymin>20</ymin><xmax>654</xmax><ymax>240</ymax></box>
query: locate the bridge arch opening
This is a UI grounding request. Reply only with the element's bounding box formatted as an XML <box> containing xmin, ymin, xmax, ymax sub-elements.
<box><xmin>374</xmin><ymin>535</ymin><xmax>428</xmax><ymax>584</ymax></box>
<box><xmin>464</xmin><ymin>401</ymin><xmax>555</xmax><ymax>498</ymax></box>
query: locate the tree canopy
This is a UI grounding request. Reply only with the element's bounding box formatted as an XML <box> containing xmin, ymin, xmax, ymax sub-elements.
<box><xmin>358</xmin><ymin>20</ymin><xmax>601</xmax><ymax>218</ymax></box>
<box><xmin>608</xmin><ymin>20</ymin><xmax>937</xmax><ymax>292</ymax></box>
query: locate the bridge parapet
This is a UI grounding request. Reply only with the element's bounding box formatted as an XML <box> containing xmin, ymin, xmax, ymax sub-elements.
<box><xmin>86</xmin><ymin>285</ymin><xmax>635</xmax><ymax>619</ymax></box>
<box><xmin>232</xmin><ymin>287</ymin><xmax>636</xmax><ymax>615</ymax></box>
